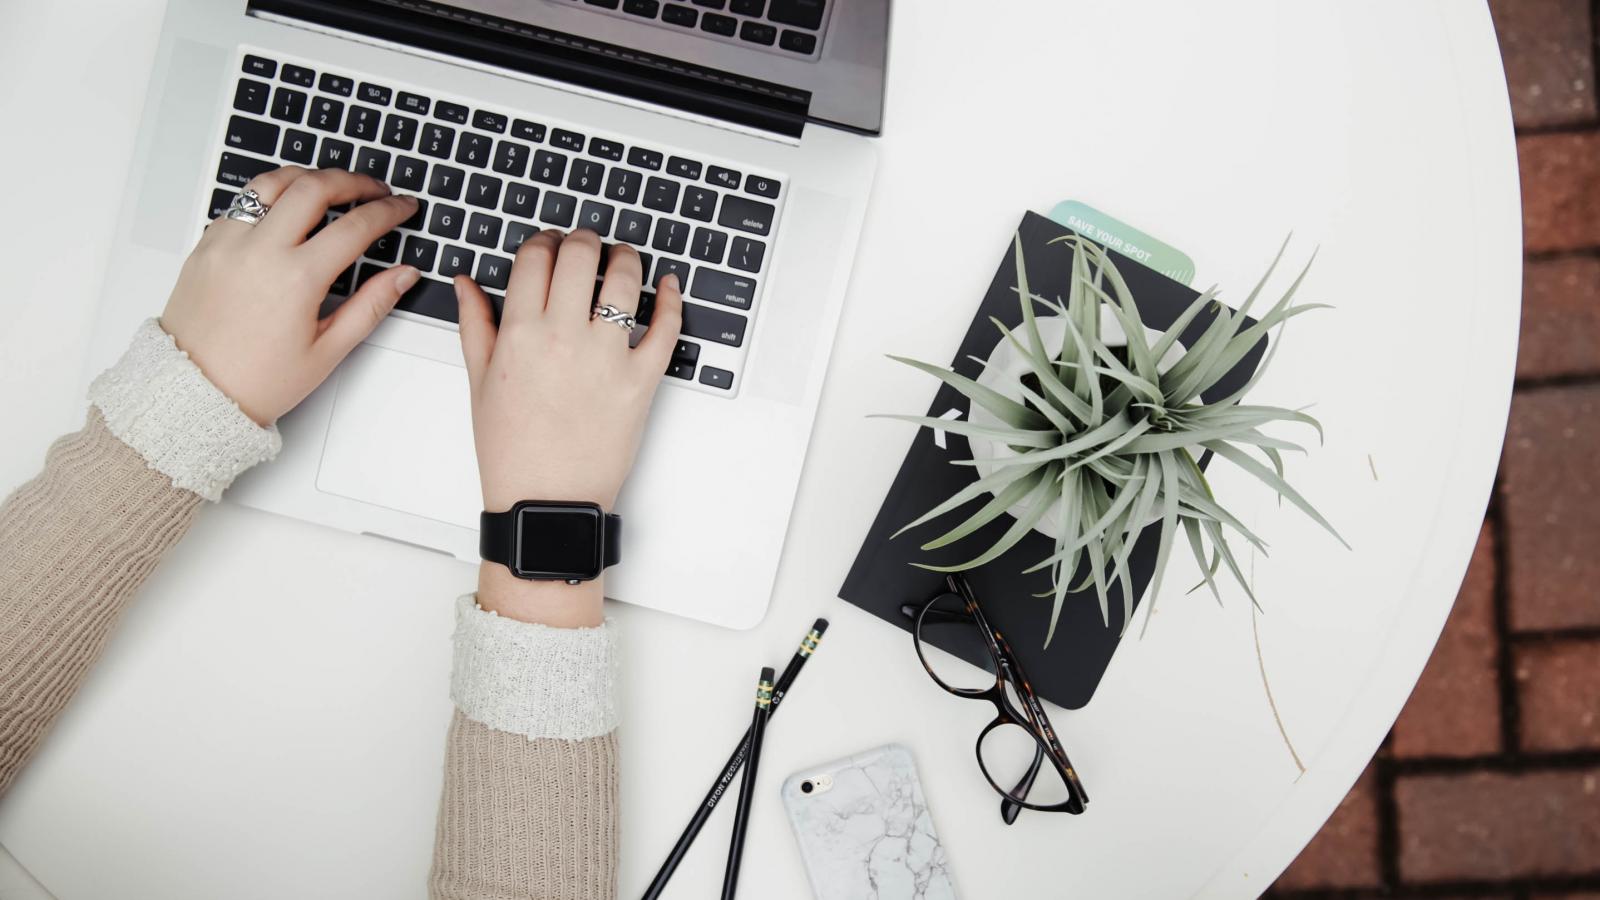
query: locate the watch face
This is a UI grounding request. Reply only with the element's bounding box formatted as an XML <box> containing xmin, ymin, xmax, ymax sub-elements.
<box><xmin>513</xmin><ymin>503</ymin><xmax>605</xmax><ymax>580</ymax></box>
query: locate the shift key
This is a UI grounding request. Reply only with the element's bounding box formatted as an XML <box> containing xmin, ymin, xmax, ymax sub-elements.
<box><xmin>690</xmin><ymin>268</ymin><xmax>756</xmax><ymax>310</ymax></box>
<box><xmin>681</xmin><ymin>301</ymin><xmax>747</xmax><ymax>347</ymax></box>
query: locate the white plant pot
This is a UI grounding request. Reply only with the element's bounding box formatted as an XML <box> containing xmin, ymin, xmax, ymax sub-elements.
<box><xmin>967</xmin><ymin>311</ymin><xmax>1178</xmax><ymax>540</ymax></box>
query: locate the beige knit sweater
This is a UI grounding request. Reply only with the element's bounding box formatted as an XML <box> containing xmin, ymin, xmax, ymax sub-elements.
<box><xmin>0</xmin><ymin>322</ymin><xmax>619</xmax><ymax>899</ymax></box>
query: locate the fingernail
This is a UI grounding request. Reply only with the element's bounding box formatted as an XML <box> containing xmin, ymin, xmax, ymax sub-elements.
<box><xmin>397</xmin><ymin>193</ymin><xmax>419</xmax><ymax>205</ymax></box>
<box><xmin>663</xmin><ymin>273</ymin><xmax>680</xmax><ymax>291</ymax></box>
<box><xmin>395</xmin><ymin>266</ymin><xmax>421</xmax><ymax>292</ymax></box>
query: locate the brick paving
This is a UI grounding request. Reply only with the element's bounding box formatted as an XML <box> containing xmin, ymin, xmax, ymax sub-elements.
<box><xmin>1267</xmin><ymin>3</ymin><xmax>1600</xmax><ymax>897</ymax></box>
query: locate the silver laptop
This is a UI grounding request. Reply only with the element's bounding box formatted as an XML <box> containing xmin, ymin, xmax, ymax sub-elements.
<box><xmin>84</xmin><ymin>0</ymin><xmax>884</xmax><ymax>629</ymax></box>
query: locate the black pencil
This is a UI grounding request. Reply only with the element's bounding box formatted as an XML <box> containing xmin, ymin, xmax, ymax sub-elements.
<box><xmin>641</xmin><ymin>619</ymin><xmax>828</xmax><ymax>900</ymax></box>
<box><xmin>720</xmin><ymin>666</ymin><xmax>774</xmax><ymax>900</ymax></box>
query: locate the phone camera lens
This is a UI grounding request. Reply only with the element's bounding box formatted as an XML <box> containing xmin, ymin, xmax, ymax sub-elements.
<box><xmin>800</xmin><ymin>780</ymin><xmax>814</xmax><ymax>794</ymax></box>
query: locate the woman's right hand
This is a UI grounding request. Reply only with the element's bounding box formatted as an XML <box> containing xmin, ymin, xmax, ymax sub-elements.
<box><xmin>455</xmin><ymin>228</ymin><xmax>683</xmax><ymax>627</ymax></box>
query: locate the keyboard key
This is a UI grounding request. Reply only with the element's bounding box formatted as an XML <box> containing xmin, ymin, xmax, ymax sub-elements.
<box><xmin>616</xmin><ymin>209</ymin><xmax>652</xmax><ymax>245</ymax></box>
<box><xmin>466</xmin><ymin>213</ymin><xmax>503</xmax><ymax>248</ymax></box>
<box><xmin>225</xmin><ymin>115</ymin><xmax>279</xmax><ymax>155</ymax></box>
<box><xmin>503</xmin><ymin>221</ymin><xmax>539</xmax><ymax>253</ymax></box>
<box><xmin>429</xmin><ymin>203</ymin><xmax>466</xmax><ymax>240</ymax></box>
<box><xmin>420</xmin><ymin>123</ymin><xmax>455</xmax><ymax>159</ymax></box>
<box><xmin>662</xmin><ymin>4</ymin><xmax>698</xmax><ymax>26</ymax></box>
<box><xmin>355</xmin><ymin>146</ymin><xmax>390</xmax><ymax>180</ymax></box>
<box><xmin>344</xmin><ymin>105</ymin><xmax>382</xmax><ymax>141</ymax></box>
<box><xmin>214</xmin><ymin>151</ymin><xmax>276</xmax><ymax>188</ymax></box>
<box><xmin>701</xmin><ymin>12</ymin><xmax>736</xmax><ymax>35</ymax></box>
<box><xmin>396</xmin><ymin>274</ymin><xmax>458</xmax><ymax>322</ymax></box>
<box><xmin>466</xmin><ymin>173</ymin><xmax>503</xmax><ymax>208</ymax></box>
<box><xmin>540</xmin><ymin>191</ymin><xmax>577</xmax><ymax>227</ymax></box>
<box><xmin>673</xmin><ymin>339</ymin><xmax>701</xmax><ymax>362</ymax></box>
<box><xmin>639</xmin><ymin>252</ymin><xmax>654</xmax><ymax>282</ymax></box>
<box><xmin>706</xmin><ymin>165</ymin><xmax>741</xmax><ymax>189</ymax></box>
<box><xmin>578</xmin><ymin>200</ymin><xmax>615</xmax><ymax>236</ymax></box>
<box><xmin>435</xmin><ymin>101</ymin><xmax>469</xmax><ymax>124</ymax></box>
<box><xmin>512</xmin><ymin>118</ymin><xmax>546</xmax><ymax>142</ymax></box>
<box><xmin>381</xmin><ymin>113</ymin><xmax>419</xmax><ymax>150</ymax></box>
<box><xmin>768</xmin><ymin>0</ymin><xmax>825</xmax><ymax>29</ymax></box>
<box><xmin>502</xmin><ymin>183</ymin><xmax>540</xmax><ymax>217</ymax></box>
<box><xmin>358</xmin><ymin>82</ymin><xmax>393</xmax><ymax>105</ymax></box>
<box><xmin>745</xmin><ymin>174</ymin><xmax>780</xmax><ymax>198</ymax></box>
<box><xmin>623</xmin><ymin>0</ymin><xmax>660</xmax><ymax>16</ymax></box>
<box><xmin>391</xmin><ymin>156</ymin><xmax>428</xmax><ymax>191</ymax></box>
<box><xmin>652</xmin><ymin>218</ymin><xmax>690</xmax><ymax>254</ymax></box>
<box><xmin>234</xmin><ymin>78</ymin><xmax>270</xmax><ymax>114</ymax></box>
<box><xmin>691</xmin><ymin>267</ymin><xmax>755</xmax><ymax>309</ymax></box>
<box><xmin>739</xmin><ymin>21</ymin><xmax>777</xmax><ymax>45</ymax></box>
<box><xmin>682</xmin><ymin>302</ymin><xmax>747</xmax><ymax>346</ymax></box>
<box><xmin>654</xmin><ymin>257</ymin><xmax>691</xmax><ymax>290</ymax></box>
<box><xmin>699</xmin><ymin>366</ymin><xmax>734</xmax><ymax>389</ymax></box>
<box><xmin>531</xmin><ymin>150</ymin><xmax>567</xmax><ymax>185</ymax></box>
<box><xmin>589</xmin><ymin>138</ymin><xmax>624</xmax><ymax>161</ymax></box>
<box><xmin>367</xmin><ymin>230</ymin><xmax>402</xmax><ymax>263</ymax></box>
<box><xmin>456</xmin><ymin>132</ymin><xmax>492</xmax><ymax>168</ymax></box>
<box><xmin>397</xmin><ymin>91</ymin><xmax>431</xmax><ymax>115</ymax></box>
<box><xmin>567</xmin><ymin>159</ymin><xmax>604</xmax><ymax>195</ymax></box>
<box><xmin>680</xmin><ymin>186</ymin><xmax>717</xmax><ymax>221</ymax></box>
<box><xmin>666</xmin><ymin>155</ymin><xmax>703</xmax><ymax>180</ymax></box>
<box><xmin>493</xmin><ymin>141</ymin><xmax>531</xmax><ymax>178</ymax></box>
<box><xmin>718</xmin><ymin>195</ymin><xmax>775</xmax><ymax>235</ymax></box>
<box><xmin>779</xmin><ymin>29</ymin><xmax>817</xmax><ymax>54</ymax></box>
<box><xmin>667</xmin><ymin>360</ymin><xmax>695</xmax><ymax>380</ymax></box>
<box><xmin>643</xmin><ymin>176</ymin><xmax>679</xmax><ymax>212</ymax></box>
<box><xmin>331</xmin><ymin>264</ymin><xmax>355</xmax><ymax>295</ymax></box>
<box><xmin>319</xmin><ymin>73</ymin><xmax>355</xmax><ymax>96</ymax></box>
<box><xmin>281</xmin><ymin>63</ymin><xmax>315</xmax><ymax>87</ymax></box>
<box><xmin>690</xmin><ymin>227</ymin><xmax>728</xmax><ymax>263</ymax></box>
<box><xmin>730</xmin><ymin>0</ymin><xmax>763</xmax><ymax>13</ymax></box>
<box><xmin>403</xmin><ymin>234</ymin><xmax>439</xmax><ymax>270</ymax></box>
<box><xmin>308</xmin><ymin>96</ymin><xmax>344</xmax><ymax>132</ymax></box>
<box><xmin>317</xmin><ymin>138</ymin><xmax>354</xmax><ymax>170</ymax></box>
<box><xmin>207</xmin><ymin>187</ymin><xmax>234</xmax><ymax>220</ymax></box>
<box><xmin>551</xmin><ymin>130</ymin><xmax>586</xmax><ymax>154</ymax></box>
<box><xmin>402</xmin><ymin>198</ymin><xmax>428</xmax><ymax>230</ymax></box>
<box><xmin>586</xmin><ymin>0</ymin><xmax>620</xmax><ymax>7</ymax></box>
<box><xmin>476</xmin><ymin>254</ymin><xmax>513</xmax><ymax>290</ymax></box>
<box><xmin>428</xmin><ymin>164</ymin><xmax>466</xmax><ymax>200</ymax></box>
<box><xmin>472</xmin><ymin>110</ymin><xmax>508</xmax><ymax>133</ymax></box>
<box><xmin>729</xmin><ymin>235</ymin><xmax>765</xmax><ymax>272</ymax></box>
<box><xmin>605</xmin><ymin>168</ymin><xmax>643</xmax><ymax>204</ymax></box>
<box><xmin>243</xmin><ymin>55</ymin><xmax>277</xmax><ymax>79</ymax></box>
<box><xmin>692</xmin><ymin>0</ymin><xmax>725</xmax><ymax>7</ymax></box>
<box><xmin>280</xmin><ymin>129</ymin><xmax>315</xmax><ymax>164</ymax></box>
<box><xmin>628</xmin><ymin>146</ymin><xmax>664</xmax><ymax>170</ymax></box>
<box><xmin>270</xmin><ymin>87</ymin><xmax>307</xmax><ymax>123</ymax></box>
<box><xmin>439</xmin><ymin>245</ymin><xmax>476</xmax><ymax>277</ymax></box>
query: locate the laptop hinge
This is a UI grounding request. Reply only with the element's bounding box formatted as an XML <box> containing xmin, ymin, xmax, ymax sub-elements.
<box><xmin>246</xmin><ymin>0</ymin><xmax>811</xmax><ymax>139</ymax></box>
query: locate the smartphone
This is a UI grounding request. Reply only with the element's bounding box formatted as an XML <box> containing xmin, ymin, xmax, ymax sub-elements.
<box><xmin>781</xmin><ymin>743</ymin><xmax>957</xmax><ymax>899</ymax></box>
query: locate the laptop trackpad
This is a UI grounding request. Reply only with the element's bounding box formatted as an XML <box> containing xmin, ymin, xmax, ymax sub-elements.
<box><xmin>316</xmin><ymin>343</ymin><xmax>480</xmax><ymax>530</ymax></box>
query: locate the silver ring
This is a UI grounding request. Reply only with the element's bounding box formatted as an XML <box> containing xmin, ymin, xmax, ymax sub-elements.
<box><xmin>592</xmin><ymin>303</ymin><xmax>637</xmax><ymax>332</ymax></box>
<box><xmin>224</xmin><ymin>188</ymin><xmax>270</xmax><ymax>226</ymax></box>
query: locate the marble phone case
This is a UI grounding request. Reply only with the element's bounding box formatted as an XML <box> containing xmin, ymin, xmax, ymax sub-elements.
<box><xmin>781</xmin><ymin>743</ymin><xmax>957</xmax><ymax>900</ymax></box>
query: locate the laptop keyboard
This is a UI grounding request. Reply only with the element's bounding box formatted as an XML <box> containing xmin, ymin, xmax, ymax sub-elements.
<box><xmin>564</xmin><ymin>0</ymin><xmax>831</xmax><ymax>60</ymax></box>
<box><xmin>206</xmin><ymin>48</ymin><xmax>788</xmax><ymax>397</ymax></box>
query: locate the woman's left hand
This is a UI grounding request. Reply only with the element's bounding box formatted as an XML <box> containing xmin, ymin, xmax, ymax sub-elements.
<box><xmin>160</xmin><ymin>166</ymin><xmax>421</xmax><ymax>425</ymax></box>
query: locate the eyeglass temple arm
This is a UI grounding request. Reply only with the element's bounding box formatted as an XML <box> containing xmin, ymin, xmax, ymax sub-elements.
<box><xmin>1000</xmin><ymin>743</ymin><xmax>1046</xmax><ymax>825</ymax></box>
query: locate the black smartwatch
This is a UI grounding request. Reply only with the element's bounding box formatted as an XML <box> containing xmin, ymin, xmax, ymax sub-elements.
<box><xmin>479</xmin><ymin>501</ymin><xmax>622</xmax><ymax>583</ymax></box>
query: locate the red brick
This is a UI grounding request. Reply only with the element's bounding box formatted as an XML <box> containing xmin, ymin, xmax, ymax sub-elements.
<box><xmin>1397</xmin><ymin>767</ymin><xmax>1600</xmax><ymax>881</ymax></box>
<box><xmin>1519</xmin><ymin>257</ymin><xmax>1600</xmax><ymax>380</ymax></box>
<box><xmin>1521</xmin><ymin>133</ymin><xmax>1600</xmax><ymax>253</ymax></box>
<box><xmin>1274</xmin><ymin>764</ymin><xmax>1382</xmax><ymax>890</ymax></box>
<box><xmin>1517</xmin><ymin>637</ymin><xmax>1600</xmax><ymax>751</ymax></box>
<box><xmin>1501</xmin><ymin>384</ymin><xmax>1600</xmax><ymax>630</ymax></box>
<box><xmin>1393</xmin><ymin>521</ymin><xmax>1502</xmax><ymax>757</ymax></box>
<box><xmin>1490</xmin><ymin>0</ymin><xmax>1597</xmax><ymax>127</ymax></box>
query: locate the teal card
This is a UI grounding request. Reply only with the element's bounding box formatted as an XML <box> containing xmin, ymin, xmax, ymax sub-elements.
<box><xmin>1048</xmin><ymin>200</ymin><xmax>1196</xmax><ymax>285</ymax></box>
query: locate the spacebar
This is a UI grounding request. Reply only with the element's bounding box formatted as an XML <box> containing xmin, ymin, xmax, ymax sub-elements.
<box><xmin>395</xmin><ymin>275</ymin><xmax>459</xmax><ymax>324</ymax></box>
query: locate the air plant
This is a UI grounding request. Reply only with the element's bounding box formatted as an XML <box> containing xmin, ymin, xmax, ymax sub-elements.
<box><xmin>883</xmin><ymin>233</ymin><xmax>1345</xmax><ymax>646</ymax></box>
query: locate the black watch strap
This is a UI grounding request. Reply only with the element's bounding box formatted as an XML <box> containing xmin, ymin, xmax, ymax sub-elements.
<box><xmin>479</xmin><ymin>504</ymin><xmax>622</xmax><ymax>575</ymax></box>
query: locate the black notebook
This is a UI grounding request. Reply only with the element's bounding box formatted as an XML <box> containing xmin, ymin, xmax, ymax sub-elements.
<box><xmin>839</xmin><ymin>211</ymin><xmax>1267</xmax><ymax>709</ymax></box>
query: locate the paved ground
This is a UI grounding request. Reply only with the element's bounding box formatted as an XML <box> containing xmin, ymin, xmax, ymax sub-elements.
<box><xmin>1266</xmin><ymin>2</ymin><xmax>1600</xmax><ymax>897</ymax></box>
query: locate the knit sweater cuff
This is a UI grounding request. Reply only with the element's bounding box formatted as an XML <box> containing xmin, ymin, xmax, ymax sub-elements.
<box><xmin>88</xmin><ymin>318</ymin><xmax>281</xmax><ymax>502</ymax></box>
<box><xmin>450</xmin><ymin>594</ymin><xmax>619</xmax><ymax>741</ymax></box>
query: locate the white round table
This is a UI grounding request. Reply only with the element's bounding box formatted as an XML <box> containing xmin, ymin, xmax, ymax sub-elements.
<box><xmin>0</xmin><ymin>1</ymin><xmax>1519</xmax><ymax>897</ymax></box>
